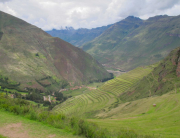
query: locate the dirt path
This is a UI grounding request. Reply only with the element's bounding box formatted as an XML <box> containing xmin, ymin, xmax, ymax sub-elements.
<box><xmin>0</xmin><ymin>123</ymin><xmax>29</xmax><ymax>138</ymax></box>
<box><xmin>0</xmin><ymin>122</ymin><xmax>57</xmax><ymax>138</ymax></box>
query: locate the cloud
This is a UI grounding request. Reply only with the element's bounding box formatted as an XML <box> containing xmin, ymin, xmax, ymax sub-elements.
<box><xmin>0</xmin><ymin>0</ymin><xmax>180</xmax><ymax>30</ymax></box>
<box><xmin>0</xmin><ymin>0</ymin><xmax>11</xmax><ymax>2</ymax></box>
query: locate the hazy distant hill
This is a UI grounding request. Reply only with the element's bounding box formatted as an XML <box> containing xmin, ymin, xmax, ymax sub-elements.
<box><xmin>0</xmin><ymin>11</ymin><xmax>111</xmax><ymax>91</ymax></box>
<box><xmin>82</xmin><ymin>15</ymin><xmax>180</xmax><ymax>71</ymax></box>
<box><xmin>46</xmin><ymin>25</ymin><xmax>112</xmax><ymax>47</ymax></box>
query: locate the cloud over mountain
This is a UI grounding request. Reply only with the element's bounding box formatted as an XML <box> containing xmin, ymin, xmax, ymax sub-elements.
<box><xmin>0</xmin><ymin>0</ymin><xmax>180</xmax><ymax>30</ymax></box>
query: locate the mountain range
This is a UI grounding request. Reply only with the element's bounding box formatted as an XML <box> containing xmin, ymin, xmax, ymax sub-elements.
<box><xmin>46</xmin><ymin>25</ymin><xmax>111</xmax><ymax>47</ymax></box>
<box><xmin>82</xmin><ymin>15</ymin><xmax>180</xmax><ymax>71</ymax></box>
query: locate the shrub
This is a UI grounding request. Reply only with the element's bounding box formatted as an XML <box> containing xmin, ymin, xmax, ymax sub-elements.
<box><xmin>0</xmin><ymin>96</ymin><xmax>155</xmax><ymax>138</ymax></box>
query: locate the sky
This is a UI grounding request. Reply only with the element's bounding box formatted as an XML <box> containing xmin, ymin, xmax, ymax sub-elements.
<box><xmin>0</xmin><ymin>0</ymin><xmax>180</xmax><ymax>30</ymax></box>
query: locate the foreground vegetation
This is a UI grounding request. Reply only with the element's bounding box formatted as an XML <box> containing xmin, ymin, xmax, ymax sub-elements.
<box><xmin>0</xmin><ymin>93</ymin><xmax>154</xmax><ymax>138</ymax></box>
<box><xmin>0</xmin><ymin>110</ymin><xmax>80</xmax><ymax>138</ymax></box>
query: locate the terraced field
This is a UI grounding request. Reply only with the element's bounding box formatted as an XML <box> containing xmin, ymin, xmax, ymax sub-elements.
<box><xmin>100</xmin><ymin>67</ymin><xmax>154</xmax><ymax>96</ymax></box>
<box><xmin>90</xmin><ymin>91</ymin><xmax>180</xmax><ymax>138</ymax></box>
<box><xmin>54</xmin><ymin>66</ymin><xmax>154</xmax><ymax>117</ymax></box>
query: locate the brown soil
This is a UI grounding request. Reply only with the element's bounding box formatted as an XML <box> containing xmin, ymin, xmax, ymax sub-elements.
<box><xmin>0</xmin><ymin>123</ymin><xmax>29</xmax><ymax>138</ymax></box>
<box><xmin>48</xmin><ymin>134</ymin><xmax>56</xmax><ymax>138</ymax></box>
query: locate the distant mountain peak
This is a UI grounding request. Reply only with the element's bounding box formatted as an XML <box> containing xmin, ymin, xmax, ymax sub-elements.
<box><xmin>147</xmin><ymin>15</ymin><xmax>169</xmax><ymax>21</ymax></box>
<box><xmin>124</xmin><ymin>16</ymin><xmax>142</xmax><ymax>21</ymax></box>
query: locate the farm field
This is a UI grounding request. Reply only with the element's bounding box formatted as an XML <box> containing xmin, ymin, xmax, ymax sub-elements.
<box><xmin>0</xmin><ymin>110</ymin><xmax>82</xmax><ymax>138</ymax></box>
<box><xmin>89</xmin><ymin>92</ymin><xmax>180</xmax><ymax>138</ymax></box>
<box><xmin>54</xmin><ymin>66</ymin><xmax>154</xmax><ymax>117</ymax></box>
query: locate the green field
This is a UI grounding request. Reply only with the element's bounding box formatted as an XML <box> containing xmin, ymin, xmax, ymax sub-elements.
<box><xmin>0</xmin><ymin>110</ymin><xmax>82</xmax><ymax>138</ymax></box>
<box><xmin>54</xmin><ymin>66</ymin><xmax>153</xmax><ymax>118</ymax></box>
<box><xmin>89</xmin><ymin>92</ymin><xmax>180</xmax><ymax>138</ymax></box>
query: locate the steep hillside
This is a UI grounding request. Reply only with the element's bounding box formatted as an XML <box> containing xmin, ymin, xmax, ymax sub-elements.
<box><xmin>120</xmin><ymin>47</ymin><xmax>180</xmax><ymax>102</ymax></box>
<box><xmin>46</xmin><ymin>25</ymin><xmax>111</xmax><ymax>47</ymax></box>
<box><xmin>0</xmin><ymin>11</ymin><xmax>111</xmax><ymax>91</ymax></box>
<box><xmin>82</xmin><ymin>15</ymin><xmax>180</xmax><ymax>71</ymax></box>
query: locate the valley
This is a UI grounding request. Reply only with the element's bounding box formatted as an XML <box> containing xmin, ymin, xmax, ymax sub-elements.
<box><xmin>0</xmin><ymin>10</ymin><xmax>180</xmax><ymax>138</ymax></box>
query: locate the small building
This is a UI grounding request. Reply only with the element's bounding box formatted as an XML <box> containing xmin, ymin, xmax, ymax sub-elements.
<box><xmin>10</xmin><ymin>94</ymin><xmax>15</xmax><ymax>98</ymax></box>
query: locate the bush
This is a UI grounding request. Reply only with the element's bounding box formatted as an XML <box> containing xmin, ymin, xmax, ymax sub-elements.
<box><xmin>0</xmin><ymin>96</ymin><xmax>155</xmax><ymax>138</ymax></box>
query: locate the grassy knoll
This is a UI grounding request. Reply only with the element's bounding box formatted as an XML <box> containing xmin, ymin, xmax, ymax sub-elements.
<box><xmin>54</xmin><ymin>66</ymin><xmax>153</xmax><ymax>117</ymax></box>
<box><xmin>89</xmin><ymin>92</ymin><xmax>180</xmax><ymax>138</ymax></box>
<box><xmin>0</xmin><ymin>110</ymin><xmax>81</xmax><ymax>138</ymax></box>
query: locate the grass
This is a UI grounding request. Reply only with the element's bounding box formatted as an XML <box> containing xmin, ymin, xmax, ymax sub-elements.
<box><xmin>2</xmin><ymin>96</ymin><xmax>145</xmax><ymax>138</ymax></box>
<box><xmin>0</xmin><ymin>110</ymin><xmax>82</xmax><ymax>138</ymax></box>
<box><xmin>54</xmin><ymin>66</ymin><xmax>153</xmax><ymax>118</ymax></box>
<box><xmin>86</xmin><ymin>82</ymin><xmax>104</xmax><ymax>88</ymax></box>
<box><xmin>89</xmin><ymin>92</ymin><xmax>180</xmax><ymax>138</ymax></box>
<box><xmin>62</xmin><ymin>88</ymin><xmax>89</xmax><ymax>97</ymax></box>
<box><xmin>0</xmin><ymin>134</ymin><xmax>6</xmax><ymax>138</ymax></box>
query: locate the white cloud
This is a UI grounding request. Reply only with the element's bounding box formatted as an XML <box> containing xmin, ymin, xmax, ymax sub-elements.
<box><xmin>0</xmin><ymin>0</ymin><xmax>180</xmax><ymax>30</ymax></box>
<box><xmin>0</xmin><ymin>0</ymin><xmax>11</xmax><ymax>2</ymax></box>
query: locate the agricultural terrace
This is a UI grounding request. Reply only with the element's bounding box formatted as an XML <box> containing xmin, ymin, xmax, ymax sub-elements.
<box><xmin>54</xmin><ymin>66</ymin><xmax>154</xmax><ymax>117</ymax></box>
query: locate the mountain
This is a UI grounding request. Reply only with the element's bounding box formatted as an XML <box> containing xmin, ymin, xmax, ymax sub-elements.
<box><xmin>0</xmin><ymin>11</ymin><xmax>112</xmax><ymax>91</ymax></box>
<box><xmin>120</xmin><ymin>47</ymin><xmax>180</xmax><ymax>102</ymax></box>
<box><xmin>46</xmin><ymin>25</ymin><xmax>112</xmax><ymax>47</ymax></box>
<box><xmin>82</xmin><ymin>15</ymin><xmax>180</xmax><ymax>71</ymax></box>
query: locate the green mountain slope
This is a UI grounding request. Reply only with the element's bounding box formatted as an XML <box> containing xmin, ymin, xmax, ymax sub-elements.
<box><xmin>120</xmin><ymin>47</ymin><xmax>180</xmax><ymax>102</ymax></box>
<box><xmin>82</xmin><ymin>15</ymin><xmax>180</xmax><ymax>71</ymax></box>
<box><xmin>0</xmin><ymin>11</ymin><xmax>111</xmax><ymax>91</ymax></box>
<box><xmin>46</xmin><ymin>25</ymin><xmax>111</xmax><ymax>47</ymax></box>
